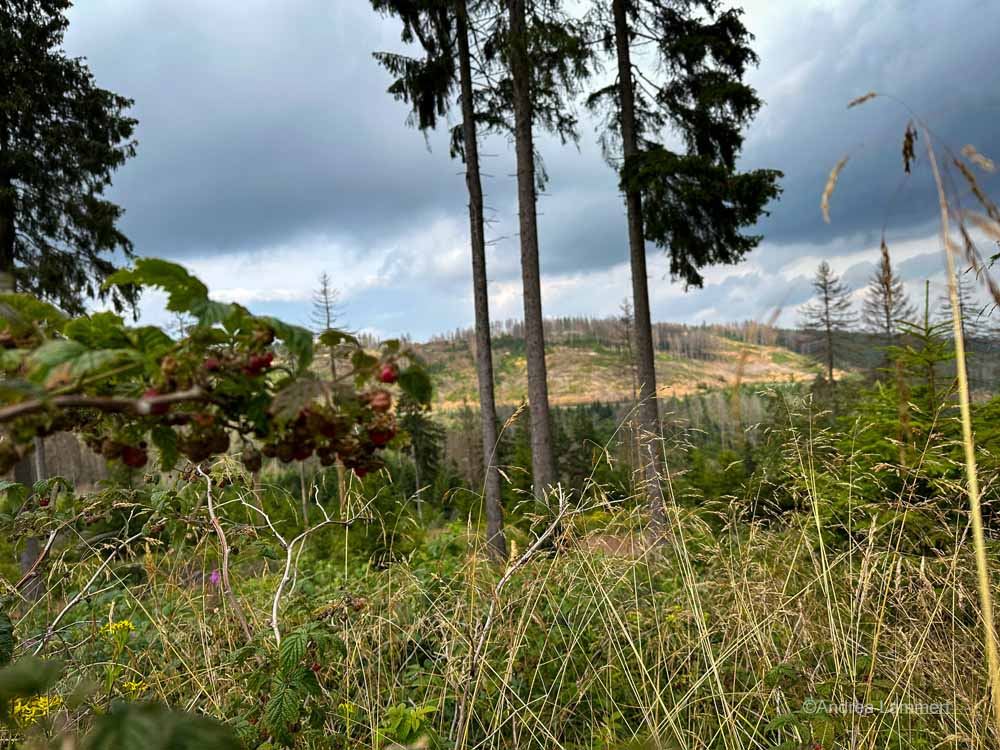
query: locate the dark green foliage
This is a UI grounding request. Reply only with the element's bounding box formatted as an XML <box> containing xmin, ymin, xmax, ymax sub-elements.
<box><xmin>588</xmin><ymin>0</ymin><xmax>782</xmax><ymax>287</ymax></box>
<box><xmin>0</xmin><ymin>656</ymin><xmax>62</xmax><ymax>723</ymax></box>
<box><xmin>0</xmin><ymin>0</ymin><xmax>137</xmax><ymax>313</ymax></box>
<box><xmin>0</xmin><ymin>612</ymin><xmax>13</xmax><ymax>667</ymax></box>
<box><xmin>370</xmin><ymin>0</ymin><xmax>455</xmax><ymax>133</ymax></box>
<box><xmin>625</xmin><ymin>147</ymin><xmax>782</xmax><ymax>286</ymax></box>
<box><xmin>84</xmin><ymin>702</ymin><xmax>242</xmax><ymax>750</ymax></box>
<box><xmin>373</xmin><ymin>0</ymin><xmax>592</xmax><ymax>161</ymax></box>
<box><xmin>398</xmin><ymin>392</ymin><xmax>445</xmax><ymax>490</ymax></box>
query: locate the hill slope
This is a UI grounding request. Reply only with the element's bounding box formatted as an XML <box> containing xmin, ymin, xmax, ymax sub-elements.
<box><xmin>412</xmin><ymin>333</ymin><xmax>824</xmax><ymax>410</ymax></box>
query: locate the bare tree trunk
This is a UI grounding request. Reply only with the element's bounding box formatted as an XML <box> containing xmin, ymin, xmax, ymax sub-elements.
<box><xmin>612</xmin><ymin>0</ymin><xmax>665</xmax><ymax>526</ymax></box>
<box><xmin>0</xmin><ymin>170</ymin><xmax>15</xmax><ymax>293</ymax></box>
<box><xmin>457</xmin><ymin>1</ymin><xmax>506</xmax><ymax>562</ymax></box>
<box><xmin>508</xmin><ymin>0</ymin><xmax>556</xmax><ymax>498</ymax></box>
<box><xmin>825</xmin><ymin>321</ymin><xmax>834</xmax><ymax>382</ymax></box>
<box><xmin>14</xmin><ymin>439</ymin><xmax>45</xmax><ymax>601</ymax></box>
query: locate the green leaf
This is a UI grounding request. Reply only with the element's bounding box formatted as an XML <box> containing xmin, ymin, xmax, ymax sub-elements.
<box><xmin>263</xmin><ymin>318</ymin><xmax>314</xmax><ymax>373</ymax></box>
<box><xmin>270</xmin><ymin>378</ymin><xmax>329</xmax><ymax>422</ymax></box>
<box><xmin>398</xmin><ymin>367</ymin><xmax>433</xmax><ymax>405</ymax></box>
<box><xmin>278</xmin><ymin>630</ymin><xmax>309</xmax><ymax>672</ymax></box>
<box><xmin>84</xmin><ymin>702</ymin><xmax>242</xmax><ymax>750</ymax></box>
<box><xmin>0</xmin><ymin>349</ymin><xmax>25</xmax><ymax>373</ymax></box>
<box><xmin>318</xmin><ymin>329</ymin><xmax>359</xmax><ymax>348</ymax></box>
<box><xmin>105</xmin><ymin>259</ymin><xmax>210</xmax><ymax>315</ymax></box>
<box><xmin>63</xmin><ymin>312</ymin><xmax>131</xmax><ymax>349</ymax></box>
<box><xmin>0</xmin><ymin>614</ymin><xmax>14</xmax><ymax>667</ymax></box>
<box><xmin>151</xmin><ymin>426</ymin><xmax>179</xmax><ymax>471</ymax></box>
<box><xmin>351</xmin><ymin>350</ymin><xmax>378</xmax><ymax>382</ymax></box>
<box><xmin>763</xmin><ymin>711</ymin><xmax>804</xmax><ymax>733</ymax></box>
<box><xmin>25</xmin><ymin>341</ymin><xmax>142</xmax><ymax>387</ymax></box>
<box><xmin>0</xmin><ymin>294</ymin><xmax>67</xmax><ymax>336</ymax></box>
<box><xmin>0</xmin><ymin>657</ymin><xmax>63</xmax><ymax>715</ymax></box>
<box><xmin>125</xmin><ymin>327</ymin><xmax>175</xmax><ymax>359</ymax></box>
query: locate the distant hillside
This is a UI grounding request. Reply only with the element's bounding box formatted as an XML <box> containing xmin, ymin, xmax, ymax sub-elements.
<box><xmin>314</xmin><ymin>315</ymin><xmax>1000</xmax><ymax>410</ymax></box>
<box><xmin>415</xmin><ymin>336</ymin><xmax>822</xmax><ymax>410</ymax></box>
<box><xmin>410</xmin><ymin>318</ymin><xmax>828</xmax><ymax>410</ymax></box>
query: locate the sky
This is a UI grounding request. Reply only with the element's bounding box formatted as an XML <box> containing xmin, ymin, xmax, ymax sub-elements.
<box><xmin>64</xmin><ymin>0</ymin><xmax>1000</xmax><ymax>340</ymax></box>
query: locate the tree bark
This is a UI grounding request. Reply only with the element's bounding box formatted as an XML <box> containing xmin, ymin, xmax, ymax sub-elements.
<box><xmin>507</xmin><ymin>0</ymin><xmax>557</xmax><ymax>498</ymax></box>
<box><xmin>612</xmin><ymin>0</ymin><xmax>666</xmax><ymax>526</ymax></box>
<box><xmin>0</xmin><ymin>171</ymin><xmax>15</xmax><ymax>292</ymax></box>
<box><xmin>457</xmin><ymin>0</ymin><xmax>507</xmax><ymax>561</ymax></box>
<box><xmin>825</xmin><ymin>319</ymin><xmax>834</xmax><ymax>383</ymax></box>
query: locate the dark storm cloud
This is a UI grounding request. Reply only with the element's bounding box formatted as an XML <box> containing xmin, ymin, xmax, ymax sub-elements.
<box><xmin>62</xmin><ymin>0</ymin><xmax>1000</xmax><ymax>338</ymax></box>
<box><xmin>742</xmin><ymin>0</ymin><xmax>1000</xmax><ymax>248</ymax></box>
<box><xmin>66</xmin><ymin>0</ymin><xmax>472</xmax><ymax>258</ymax></box>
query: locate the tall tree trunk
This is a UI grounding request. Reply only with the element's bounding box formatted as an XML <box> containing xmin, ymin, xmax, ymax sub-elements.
<box><xmin>457</xmin><ymin>0</ymin><xmax>507</xmax><ymax>561</ymax></box>
<box><xmin>507</xmin><ymin>0</ymin><xmax>557</xmax><ymax>498</ymax></box>
<box><xmin>612</xmin><ymin>0</ymin><xmax>666</xmax><ymax>526</ymax></box>
<box><xmin>0</xmin><ymin>172</ymin><xmax>14</xmax><ymax>293</ymax></box>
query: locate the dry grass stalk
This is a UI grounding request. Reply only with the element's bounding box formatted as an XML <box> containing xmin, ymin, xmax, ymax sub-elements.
<box><xmin>963</xmin><ymin>144</ymin><xmax>997</xmax><ymax>173</ymax></box>
<box><xmin>847</xmin><ymin>91</ymin><xmax>878</xmax><ymax>108</ymax></box>
<box><xmin>924</xmin><ymin>126</ymin><xmax>1000</xmax><ymax>736</ymax></box>
<box><xmin>954</xmin><ymin>156</ymin><xmax>1000</xmax><ymax>223</ymax></box>
<box><xmin>821</xmin><ymin>155</ymin><xmax>849</xmax><ymax>223</ymax></box>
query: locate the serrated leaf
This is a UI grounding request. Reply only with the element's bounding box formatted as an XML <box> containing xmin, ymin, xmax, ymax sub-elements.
<box><xmin>318</xmin><ymin>329</ymin><xmax>359</xmax><ymax>348</ymax></box>
<box><xmin>278</xmin><ymin>630</ymin><xmax>308</xmax><ymax>672</ymax></box>
<box><xmin>0</xmin><ymin>294</ymin><xmax>67</xmax><ymax>335</ymax></box>
<box><xmin>263</xmin><ymin>318</ymin><xmax>314</xmax><ymax>373</ymax></box>
<box><xmin>125</xmin><ymin>327</ymin><xmax>175</xmax><ymax>359</ymax></box>
<box><xmin>763</xmin><ymin>711</ymin><xmax>804</xmax><ymax>732</ymax></box>
<box><xmin>105</xmin><ymin>259</ymin><xmax>210</xmax><ymax>316</ymax></box>
<box><xmin>270</xmin><ymin>378</ymin><xmax>329</xmax><ymax>422</ymax></box>
<box><xmin>151</xmin><ymin>425</ymin><xmax>179</xmax><ymax>471</ymax></box>
<box><xmin>25</xmin><ymin>341</ymin><xmax>141</xmax><ymax>386</ymax></box>
<box><xmin>63</xmin><ymin>312</ymin><xmax>131</xmax><ymax>349</ymax></box>
<box><xmin>398</xmin><ymin>368</ymin><xmax>433</xmax><ymax>405</ymax></box>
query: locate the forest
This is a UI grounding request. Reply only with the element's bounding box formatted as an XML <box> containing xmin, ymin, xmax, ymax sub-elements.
<box><xmin>2</xmin><ymin>0</ymin><xmax>1000</xmax><ymax>748</ymax></box>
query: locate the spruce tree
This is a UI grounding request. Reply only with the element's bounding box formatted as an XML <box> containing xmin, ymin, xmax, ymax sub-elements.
<box><xmin>311</xmin><ymin>271</ymin><xmax>342</xmax><ymax>377</ymax></box>
<box><xmin>371</xmin><ymin>0</ymin><xmax>509</xmax><ymax>559</ymax></box>
<box><xmin>799</xmin><ymin>261</ymin><xmax>857</xmax><ymax>383</ymax></box>
<box><xmin>587</xmin><ymin>0</ymin><xmax>780</xmax><ymax>524</ymax></box>
<box><xmin>862</xmin><ymin>242</ymin><xmax>915</xmax><ymax>344</ymax></box>
<box><xmin>0</xmin><ymin>0</ymin><xmax>137</xmax><ymax>313</ymax></box>
<box><xmin>937</xmin><ymin>269</ymin><xmax>989</xmax><ymax>342</ymax></box>
<box><xmin>500</xmin><ymin>0</ymin><xmax>590</xmax><ymax>501</ymax></box>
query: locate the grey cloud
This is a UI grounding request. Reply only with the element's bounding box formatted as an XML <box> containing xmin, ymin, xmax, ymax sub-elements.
<box><xmin>61</xmin><ymin>0</ymin><xmax>1000</xmax><ymax>339</ymax></box>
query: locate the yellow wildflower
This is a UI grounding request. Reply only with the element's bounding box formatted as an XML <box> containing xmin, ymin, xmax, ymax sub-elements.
<box><xmin>11</xmin><ymin>695</ymin><xmax>63</xmax><ymax>725</ymax></box>
<box><xmin>122</xmin><ymin>679</ymin><xmax>147</xmax><ymax>695</ymax></box>
<box><xmin>99</xmin><ymin>619</ymin><xmax>135</xmax><ymax>638</ymax></box>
